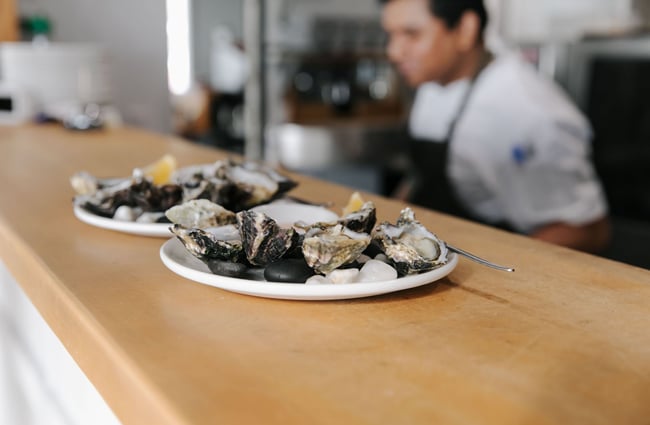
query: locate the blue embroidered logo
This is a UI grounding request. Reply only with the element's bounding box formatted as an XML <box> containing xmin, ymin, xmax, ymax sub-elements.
<box><xmin>511</xmin><ymin>144</ymin><xmax>535</xmax><ymax>166</ymax></box>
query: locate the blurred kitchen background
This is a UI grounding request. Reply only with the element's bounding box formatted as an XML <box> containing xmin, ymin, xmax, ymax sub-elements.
<box><xmin>2</xmin><ymin>0</ymin><xmax>650</xmax><ymax>267</ymax></box>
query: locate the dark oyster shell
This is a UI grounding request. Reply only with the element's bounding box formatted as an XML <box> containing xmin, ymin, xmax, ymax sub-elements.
<box><xmin>236</xmin><ymin>210</ymin><xmax>295</xmax><ymax>267</ymax></box>
<box><xmin>173</xmin><ymin>159</ymin><xmax>298</xmax><ymax>212</ymax></box>
<box><xmin>170</xmin><ymin>224</ymin><xmax>245</xmax><ymax>263</ymax></box>
<box><xmin>78</xmin><ymin>176</ymin><xmax>183</xmax><ymax>218</ymax></box>
<box><xmin>338</xmin><ymin>201</ymin><xmax>376</xmax><ymax>234</ymax></box>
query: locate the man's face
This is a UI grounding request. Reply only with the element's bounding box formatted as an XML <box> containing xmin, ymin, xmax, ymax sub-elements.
<box><xmin>382</xmin><ymin>0</ymin><xmax>461</xmax><ymax>87</ymax></box>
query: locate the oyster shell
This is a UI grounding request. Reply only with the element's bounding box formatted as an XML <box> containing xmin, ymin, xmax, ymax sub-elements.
<box><xmin>70</xmin><ymin>171</ymin><xmax>101</xmax><ymax>196</ymax></box>
<box><xmin>224</xmin><ymin>160</ymin><xmax>298</xmax><ymax>210</ymax></box>
<box><xmin>170</xmin><ymin>224</ymin><xmax>244</xmax><ymax>263</ymax></box>
<box><xmin>70</xmin><ymin>172</ymin><xmax>130</xmax><ymax>196</ymax></box>
<box><xmin>74</xmin><ymin>173</ymin><xmax>182</xmax><ymax>218</ymax></box>
<box><xmin>165</xmin><ymin>199</ymin><xmax>236</xmax><ymax>228</ymax></box>
<box><xmin>302</xmin><ymin>224</ymin><xmax>371</xmax><ymax>275</ymax></box>
<box><xmin>291</xmin><ymin>201</ymin><xmax>376</xmax><ymax>234</ymax></box>
<box><xmin>179</xmin><ymin>177</ymin><xmax>233</xmax><ymax>206</ymax></box>
<box><xmin>338</xmin><ymin>201</ymin><xmax>376</xmax><ymax>234</ymax></box>
<box><xmin>372</xmin><ymin>208</ymin><xmax>448</xmax><ymax>276</ymax></box>
<box><xmin>288</xmin><ymin>202</ymin><xmax>375</xmax><ymax>265</ymax></box>
<box><xmin>172</xmin><ymin>159</ymin><xmax>298</xmax><ymax>212</ymax></box>
<box><xmin>237</xmin><ymin>210</ymin><xmax>295</xmax><ymax>267</ymax></box>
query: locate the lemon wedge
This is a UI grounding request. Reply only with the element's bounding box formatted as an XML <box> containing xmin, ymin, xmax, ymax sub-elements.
<box><xmin>342</xmin><ymin>191</ymin><xmax>365</xmax><ymax>216</ymax></box>
<box><xmin>142</xmin><ymin>154</ymin><xmax>177</xmax><ymax>185</ymax></box>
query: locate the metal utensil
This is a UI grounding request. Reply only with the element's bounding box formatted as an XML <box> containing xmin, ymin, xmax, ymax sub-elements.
<box><xmin>447</xmin><ymin>244</ymin><xmax>515</xmax><ymax>272</ymax></box>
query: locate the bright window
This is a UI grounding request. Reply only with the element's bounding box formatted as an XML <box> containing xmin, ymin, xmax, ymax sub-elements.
<box><xmin>166</xmin><ymin>0</ymin><xmax>192</xmax><ymax>95</ymax></box>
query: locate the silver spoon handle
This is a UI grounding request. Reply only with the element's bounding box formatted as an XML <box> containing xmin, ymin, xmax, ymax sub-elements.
<box><xmin>447</xmin><ymin>244</ymin><xmax>515</xmax><ymax>272</ymax></box>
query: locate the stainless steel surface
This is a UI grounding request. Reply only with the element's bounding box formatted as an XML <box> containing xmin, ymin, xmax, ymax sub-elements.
<box><xmin>266</xmin><ymin>123</ymin><xmax>408</xmax><ymax>170</ymax></box>
<box><xmin>243</xmin><ymin>0</ymin><xmax>264</xmax><ymax>160</ymax></box>
<box><xmin>447</xmin><ymin>244</ymin><xmax>515</xmax><ymax>272</ymax></box>
<box><xmin>264</xmin><ymin>122</ymin><xmax>409</xmax><ymax>194</ymax></box>
<box><xmin>554</xmin><ymin>35</ymin><xmax>650</xmax><ymax>110</ymax></box>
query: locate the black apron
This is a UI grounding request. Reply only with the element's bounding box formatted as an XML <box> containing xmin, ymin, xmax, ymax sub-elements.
<box><xmin>408</xmin><ymin>55</ymin><xmax>493</xmax><ymax>224</ymax></box>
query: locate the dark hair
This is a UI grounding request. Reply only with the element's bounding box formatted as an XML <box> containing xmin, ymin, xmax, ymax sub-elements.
<box><xmin>381</xmin><ymin>0</ymin><xmax>489</xmax><ymax>34</ymax></box>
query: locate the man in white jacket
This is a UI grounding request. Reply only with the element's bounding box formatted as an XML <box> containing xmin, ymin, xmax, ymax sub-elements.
<box><xmin>381</xmin><ymin>0</ymin><xmax>610</xmax><ymax>253</ymax></box>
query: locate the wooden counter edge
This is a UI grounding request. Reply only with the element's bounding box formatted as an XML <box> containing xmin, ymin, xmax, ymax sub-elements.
<box><xmin>0</xmin><ymin>216</ymin><xmax>191</xmax><ymax>425</ymax></box>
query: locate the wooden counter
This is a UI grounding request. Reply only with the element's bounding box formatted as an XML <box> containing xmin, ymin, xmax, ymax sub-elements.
<box><xmin>1</xmin><ymin>125</ymin><xmax>649</xmax><ymax>425</ymax></box>
<box><xmin>0</xmin><ymin>0</ymin><xmax>18</xmax><ymax>42</ymax></box>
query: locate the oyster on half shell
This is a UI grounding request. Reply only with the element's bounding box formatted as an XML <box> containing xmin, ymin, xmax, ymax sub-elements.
<box><xmin>172</xmin><ymin>159</ymin><xmax>298</xmax><ymax>212</ymax></box>
<box><xmin>74</xmin><ymin>172</ymin><xmax>182</xmax><ymax>218</ymax></box>
<box><xmin>224</xmin><ymin>160</ymin><xmax>298</xmax><ymax>210</ymax></box>
<box><xmin>302</xmin><ymin>224</ymin><xmax>371</xmax><ymax>275</ymax></box>
<box><xmin>165</xmin><ymin>199</ymin><xmax>236</xmax><ymax>228</ymax></box>
<box><xmin>292</xmin><ymin>201</ymin><xmax>376</xmax><ymax>234</ymax></box>
<box><xmin>237</xmin><ymin>210</ymin><xmax>296</xmax><ymax>267</ymax></box>
<box><xmin>170</xmin><ymin>224</ymin><xmax>244</xmax><ymax>263</ymax></box>
<box><xmin>372</xmin><ymin>208</ymin><xmax>448</xmax><ymax>276</ymax></box>
<box><xmin>338</xmin><ymin>201</ymin><xmax>376</xmax><ymax>234</ymax></box>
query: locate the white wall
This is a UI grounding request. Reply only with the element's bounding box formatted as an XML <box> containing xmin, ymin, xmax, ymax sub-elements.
<box><xmin>498</xmin><ymin>0</ymin><xmax>636</xmax><ymax>43</ymax></box>
<box><xmin>18</xmin><ymin>0</ymin><xmax>171</xmax><ymax>133</ymax></box>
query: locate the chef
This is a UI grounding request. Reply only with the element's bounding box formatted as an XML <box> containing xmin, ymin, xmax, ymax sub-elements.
<box><xmin>380</xmin><ymin>0</ymin><xmax>610</xmax><ymax>253</ymax></box>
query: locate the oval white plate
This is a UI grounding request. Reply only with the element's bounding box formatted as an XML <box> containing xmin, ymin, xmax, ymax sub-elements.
<box><xmin>74</xmin><ymin>205</ymin><xmax>172</xmax><ymax>237</ymax></box>
<box><xmin>160</xmin><ymin>238</ymin><xmax>458</xmax><ymax>301</ymax></box>
<box><xmin>73</xmin><ymin>203</ymin><xmax>339</xmax><ymax>238</ymax></box>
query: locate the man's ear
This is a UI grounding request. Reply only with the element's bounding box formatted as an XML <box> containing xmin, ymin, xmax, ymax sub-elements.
<box><xmin>456</xmin><ymin>11</ymin><xmax>481</xmax><ymax>51</ymax></box>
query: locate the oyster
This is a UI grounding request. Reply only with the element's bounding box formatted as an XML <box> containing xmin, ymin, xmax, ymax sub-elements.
<box><xmin>338</xmin><ymin>201</ymin><xmax>376</xmax><ymax>234</ymax></box>
<box><xmin>70</xmin><ymin>172</ymin><xmax>134</xmax><ymax>196</ymax></box>
<box><xmin>170</xmin><ymin>224</ymin><xmax>244</xmax><ymax>263</ymax></box>
<box><xmin>74</xmin><ymin>172</ymin><xmax>182</xmax><ymax>219</ymax></box>
<box><xmin>288</xmin><ymin>202</ymin><xmax>375</xmax><ymax>264</ymax></box>
<box><xmin>129</xmin><ymin>179</ymin><xmax>183</xmax><ymax>212</ymax></box>
<box><xmin>237</xmin><ymin>210</ymin><xmax>295</xmax><ymax>267</ymax></box>
<box><xmin>291</xmin><ymin>201</ymin><xmax>375</xmax><ymax>234</ymax></box>
<box><xmin>223</xmin><ymin>160</ymin><xmax>298</xmax><ymax>210</ymax></box>
<box><xmin>165</xmin><ymin>199</ymin><xmax>236</xmax><ymax>228</ymax></box>
<box><xmin>179</xmin><ymin>177</ymin><xmax>233</xmax><ymax>206</ymax></box>
<box><xmin>372</xmin><ymin>208</ymin><xmax>448</xmax><ymax>276</ymax></box>
<box><xmin>172</xmin><ymin>159</ymin><xmax>298</xmax><ymax>212</ymax></box>
<box><xmin>71</xmin><ymin>171</ymin><xmax>101</xmax><ymax>196</ymax></box>
<box><xmin>302</xmin><ymin>224</ymin><xmax>371</xmax><ymax>275</ymax></box>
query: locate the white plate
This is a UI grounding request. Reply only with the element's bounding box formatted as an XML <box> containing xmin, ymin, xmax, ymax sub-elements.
<box><xmin>250</xmin><ymin>203</ymin><xmax>339</xmax><ymax>225</ymax></box>
<box><xmin>73</xmin><ymin>205</ymin><xmax>172</xmax><ymax>237</ymax></box>
<box><xmin>73</xmin><ymin>162</ymin><xmax>310</xmax><ymax>238</ymax></box>
<box><xmin>73</xmin><ymin>203</ymin><xmax>339</xmax><ymax>238</ymax></box>
<box><xmin>160</xmin><ymin>238</ymin><xmax>458</xmax><ymax>301</ymax></box>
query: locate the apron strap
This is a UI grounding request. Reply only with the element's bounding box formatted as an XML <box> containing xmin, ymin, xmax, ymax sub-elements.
<box><xmin>408</xmin><ymin>51</ymin><xmax>494</xmax><ymax>221</ymax></box>
<box><xmin>446</xmin><ymin>51</ymin><xmax>493</xmax><ymax>142</ymax></box>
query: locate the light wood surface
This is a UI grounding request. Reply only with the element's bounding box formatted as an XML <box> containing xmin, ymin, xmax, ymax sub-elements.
<box><xmin>0</xmin><ymin>0</ymin><xmax>18</xmax><ymax>42</ymax></box>
<box><xmin>1</xmin><ymin>125</ymin><xmax>649</xmax><ymax>425</ymax></box>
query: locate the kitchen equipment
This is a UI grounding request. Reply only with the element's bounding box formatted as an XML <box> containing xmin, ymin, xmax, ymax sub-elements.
<box><xmin>548</xmin><ymin>35</ymin><xmax>650</xmax><ymax>268</ymax></box>
<box><xmin>284</xmin><ymin>54</ymin><xmax>403</xmax><ymax>124</ymax></box>
<box><xmin>633</xmin><ymin>0</ymin><xmax>650</xmax><ymax>27</ymax></box>
<box><xmin>209</xmin><ymin>26</ymin><xmax>248</xmax><ymax>94</ymax></box>
<box><xmin>0</xmin><ymin>42</ymin><xmax>112</xmax><ymax>120</ymax></box>
<box><xmin>553</xmin><ymin>35</ymin><xmax>650</xmax><ymax>222</ymax></box>
<box><xmin>0</xmin><ymin>82</ymin><xmax>34</xmax><ymax>125</ymax></box>
<box><xmin>265</xmin><ymin>122</ymin><xmax>408</xmax><ymax>195</ymax></box>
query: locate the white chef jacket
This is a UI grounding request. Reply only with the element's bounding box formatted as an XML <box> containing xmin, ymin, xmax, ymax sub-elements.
<box><xmin>409</xmin><ymin>53</ymin><xmax>608</xmax><ymax>234</ymax></box>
